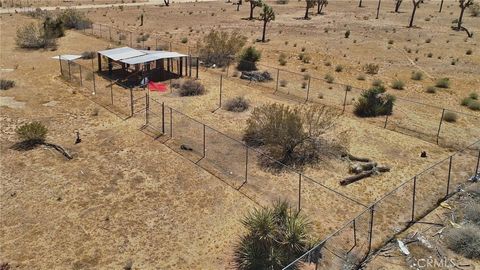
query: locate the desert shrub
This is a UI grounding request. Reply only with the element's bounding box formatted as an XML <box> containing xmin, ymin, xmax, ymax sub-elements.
<box><xmin>276</xmin><ymin>0</ymin><xmax>289</xmax><ymax>4</ymax></box>
<box><xmin>197</xmin><ymin>30</ymin><xmax>247</xmax><ymax>67</ymax></box>
<box><xmin>344</xmin><ymin>30</ymin><xmax>350</xmax><ymax>38</ymax></box>
<box><xmin>357</xmin><ymin>74</ymin><xmax>366</xmax><ymax>81</ymax></box>
<box><xmin>171</xmin><ymin>79</ymin><xmax>183</xmax><ymax>89</ymax></box>
<box><xmin>388</xmin><ymin>39</ymin><xmax>394</xmax><ymax>44</ymax></box>
<box><xmin>435</xmin><ymin>78</ymin><xmax>450</xmax><ymax>88</ymax></box>
<box><xmin>278</xmin><ymin>53</ymin><xmax>287</xmax><ymax>66</ymax></box>
<box><xmin>354</xmin><ymin>86</ymin><xmax>395</xmax><ymax>117</ymax></box>
<box><xmin>234</xmin><ymin>200</ymin><xmax>315</xmax><ymax>270</ymax></box>
<box><xmin>466</xmin><ymin>49</ymin><xmax>473</xmax><ymax>55</ymax></box>
<box><xmin>16</xmin><ymin>23</ymin><xmax>56</xmax><ymax>49</ymax></box>
<box><xmin>442</xmin><ymin>111</ymin><xmax>457</xmax><ymax>122</ymax></box>
<box><xmin>301</xmin><ymin>81</ymin><xmax>307</xmax><ymax>89</ymax></box>
<box><xmin>58</xmin><ymin>9</ymin><xmax>91</xmax><ymax>30</ymax></box>
<box><xmin>391</xmin><ymin>79</ymin><xmax>405</xmax><ymax>90</ymax></box>
<box><xmin>16</xmin><ymin>122</ymin><xmax>48</xmax><ymax>145</ymax></box>
<box><xmin>345</xmin><ymin>85</ymin><xmax>352</xmax><ymax>92</ymax></box>
<box><xmin>427</xmin><ymin>52</ymin><xmax>433</xmax><ymax>58</ymax></box>
<box><xmin>178</xmin><ymin>79</ymin><xmax>206</xmax><ymax>96</ymax></box>
<box><xmin>136</xmin><ymin>34</ymin><xmax>149</xmax><ymax>43</ymax></box>
<box><xmin>237</xmin><ymin>46</ymin><xmax>261</xmax><ymax>71</ymax></box>
<box><xmin>469</xmin><ymin>92</ymin><xmax>479</xmax><ymax>100</ymax></box>
<box><xmin>81</xmin><ymin>51</ymin><xmax>96</xmax><ymax>59</ymax></box>
<box><xmin>426</xmin><ymin>86</ymin><xmax>437</xmax><ymax>93</ymax></box>
<box><xmin>324</xmin><ymin>61</ymin><xmax>331</xmax><ymax>67</ymax></box>
<box><xmin>425</xmin><ymin>38</ymin><xmax>431</xmax><ymax>43</ymax></box>
<box><xmin>470</xmin><ymin>3</ymin><xmax>480</xmax><ymax>17</ymax></box>
<box><xmin>335</xmin><ymin>65</ymin><xmax>343</xmax><ymax>72</ymax></box>
<box><xmin>181</xmin><ymin>37</ymin><xmax>188</xmax><ymax>43</ymax></box>
<box><xmin>225</xmin><ymin>96</ymin><xmax>250</xmax><ymax>112</ymax></box>
<box><xmin>280</xmin><ymin>80</ymin><xmax>288</xmax><ymax>87</ymax></box>
<box><xmin>372</xmin><ymin>79</ymin><xmax>383</xmax><ymax>87</ymax></box>
<box><xmin>464</xmin><ymin>203</ymin><xmax>480</xmax><ymax>225</ymax></box>
<box><xmin>43</xmin><ymin>16</ymin><xmax>65</xmax><ymax>38</ymax></box>
<box><xmin>243</xmin><ymin>103</ymin><xmax>344</xmax><ymax>169</ymax></box>
<box><xmin>0</xmin><ymin>79</ymin><xmax>15</xmax><ymax>90</ymax></box>
<box><xmin>411</xmin><ymin>71</ymin><xmax>423</xmax><ymax>80</ymax></box>
<box><xmin>468</xmin><ymin>100</ymin><xmax>480</xmax><ymax>111</ymax></box>
<box><xmin>364</xmin><ymin>63</ymin><xmax>379</xmax><ymax>75</ymax></box>
<box><xmin>324</xmin><ymin>74</ymin><xmax>334</xmax><ymax>83</ymax></box>
<box><xmin>298</xmin><ymin>53</ymin><xmax>311</xmax><ymax>63</ymax></box>
<box><xmin>444</xmin><ymin>225</ymin><xmax>480</xmax><ymax>259</ymax></box>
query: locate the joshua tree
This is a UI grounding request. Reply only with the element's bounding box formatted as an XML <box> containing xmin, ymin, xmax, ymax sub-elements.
<box><xmin>260</xmin><ymin>4</ymin><xmax>275</xmax><ymax>42</ymax></box>
<box><xmin>305</xmin><ymin>0</ymin><xmax>317</xmax><ymax>19</ymax></box>
<box><xmin>394</xmin><ymin>0</ymin><xmax>402</xmax><ymax>12</ymax></box>
<box><xmin>408</xmin><ymin>0</ymin><xmax>423</xmax><ymax>28</ymax></box>
<box><xmin>164</xmin><ymin>0</ymin><xmax>169</xmax><ymax>6</ymax></box>
<box><xmin>245</xmin><ymin>0</ymin><xmax>263</xmax><ymax>20</ymax></box>
<box><xmin>317</xmin><ymin>0</ymin><xmax>328</xmax><ymax>14</ymax></box>
<box><xmin>456</xmin><ymin>0</ymin><xmax>474</xmax><ymax>31</ymax></box>
<box><xmin>359</xmin><ymin>0</ymin><xmax>363</xmax><ymax>7</ymax></box>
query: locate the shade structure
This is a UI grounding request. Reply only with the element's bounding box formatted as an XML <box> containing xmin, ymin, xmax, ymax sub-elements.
<box><xmin>52</xmin><ymin>55</ymin><xmax>82</xmax><ymax>61</ymax></box>
<box><xmin>98</xmin><ymin>47</ymin><xmax>188</xmax><ymax>65</ymax></box>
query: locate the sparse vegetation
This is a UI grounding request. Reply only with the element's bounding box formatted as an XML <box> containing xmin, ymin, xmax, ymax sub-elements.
<box><xmin>442</xmin><ymin>111</ymin><xmax>457</xmax><ymax>122</ymax></box>
<box><xmin>16</xmin><ymin>122</ymin><xmax>48</xmax><ymax>146</ymax></box>
<box><xmin>364</xmin><ymin>63</ymin><xmax>379</xmax><ymax>75</ymax></box>
<box><xmin>81</xmin><ymin>51</ymin><xmax>96</xmax><ymax>59</ymax></box>
<box><xmin>391</xmin><ymin>79</ymin><xmax>405</xmax><ymax>90</ymax></box>
<box><xmin>444</xmin><ymin>225</ymin><xmax>480</xmax><ymax>259</ymax></box>
<box><xmin>243</xmin><ymin>103</ymin><xmax>344</xmax><ymax>169</ymax></box>
<box><xmin>16</xmin><ymin>22</ymin><xmax>56</xmax><ymax>49</ymax></box>
<box><xmin>0</xmin><ymin>79</ymin><xmax>15</xmax><ymax>90</ymax></box>
<box><xmin>177</xmin><ymin>79</ymin><xmax>206</xmax><ymax>96</ymax></box>
<box><xmin>225</xmin><ymin>96</ymin><xmax>250</xmax><ymax>112</ymax></box>
<box><xmin>278</xmin><ymin>53</ymin><xmax>287</xmax><ymax>66</ymax></box>
<box><xmin>197</xmin><ymin>30</ymin><xmax>247</xmax><ymax>67</ymax></box>
<box><xmin>354</xmin><ymin>86</ymin><xmax>395</xmax><ymax>117</ymax></box>
<box><xmin>426</xmin><ymin>86</ymin><xmax>437</xmax><ymax>93</ymax></box>
<box><xmin>324</xmin><ymin>74</ymin><xmax>334</xmax><ymax>83</ymax></box>
<box><xmin>335</xmin><ymin>65</ymin><xmax>343</xmax><ymax>72</ymax></box>
<box><xmin>435</xmin><ymin>78</ymin><xmax>450</xmax><ymax>88</ymax></box>
<box><xmin>411</xmin><ymin>71</ymin><xmax>423</xmax><ymax>80</ymax></box>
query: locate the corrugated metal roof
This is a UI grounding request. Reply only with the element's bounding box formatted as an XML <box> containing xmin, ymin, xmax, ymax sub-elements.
<box><xmin>98</xmin><ymin>47</ymin><xmax>145</xmax><ymax>61</ymax></box>
<box><xmin>121</xmin><ymin>51</ymin><xmax>188</xmax><ymax>65</ymax></box>
<box><xmin>97</xmin><ymin>47</ymin><xmax>187</xmax><ymax>64</ymax></box>
<box><xmin>52</xmin><ymin>55</ymin><xmax>82</xmax><ymax>61</ymax></box>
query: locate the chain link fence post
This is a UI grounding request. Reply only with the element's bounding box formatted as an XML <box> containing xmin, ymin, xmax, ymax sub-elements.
<box><xmin>436</xmin><ymin>108</ymin><xmax>445</xmax><ymax>145</ymax></box>
<box><xmin>445</xmin><ymin>156</ymin><xmax>453</xmax><ymax>198</ymax></box>
<box><xmin>411</xmin><ymin>176</ymin><xmax>417</xmax><ymax>222</ymax></box>
<box><xmin>305</xmin><ymin>78</ymin><xmax>311</xmax><ymax>103</ymax></box>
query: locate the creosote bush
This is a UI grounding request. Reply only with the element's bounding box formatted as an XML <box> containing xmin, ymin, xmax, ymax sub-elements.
<box><xmin>243</xmin><ymin>103</ymin><xmax>344</xmax><ymax>170</ymax></box>
<box><xmin>444</xmin><ymin>225</ymin><xmax>480</xmax><ymax>259</ymax></box>
<box><xmin>197</xmin><ymin>30</ymin><xmax>247</xmax><ymax>67</ymax></box>
<box><xmin>335</xmin><ymin>65</ymin><xmax>343</xmax><ymax>72</ymax></box>
<box><xmin>177</xmin><ymin>79</ymin><xmax>206</xmax><ymax>96</ymax></box>
<box><xmin>225</xmin><ymin>96</ymin><xmax>250</xmax><ymax>112</ymax></box>
<box><xmin>237</xmin><ymin>46</ymin><xmax>261</xmax><ymax>71</ymax></box>
<box><xmin>324</xmin><ymin>74</ymin><xmax>334</xmax><ymax>83</ymax></box>
<box><xmin>435</xmin><ymin>78</ymin><xmax>450</xmax><ymax>88</ymax></box>
<box><xmin>354</xmin><ymin>86</ymin><xmax>395</xmax><ymax>117</ymax></box>
<box><xmin>411</xmin><ymin>71</ymin><xmax>423</xmax><ymax>80</ymax></box>
<box><xmin>0</xmin><ymin>79</ymin><xmax>15</xmax><ymax>90</ymax></box>
<box><xmin>364</xmin><ymin>63</ymin><xmax>379</xmax><ymax>75</ymax></box>
<box><xmin>442</xmin><ymin>111</ymin><xmax>457</xmax><ymax>123</ymax></box>
<box><xmin>16</xmin><ymin>122</ymin><xmax>48</xmax><ymax>145</ymax></box>
<box><xmin>391</xmin><ymin>79</ymin><xmax>405</xmax><ymax>90</ymax></box>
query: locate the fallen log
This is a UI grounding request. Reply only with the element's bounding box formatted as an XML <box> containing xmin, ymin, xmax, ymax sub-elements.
<box><xmin>341</xmin><ymin>170</ymin><xmax>374</xmax><ymax>185</ymax></box>
<box><xmin>341</xmin><ymin>153</ymin><xmax>371</xmax><ymax>162</ymax></box>
<box><xmin>43</xmin><ymin>142</ymin><xmax>73</xmax><ymax>160</ymax></box>
<box><xmin>349</xmin><ymin>162</ymin><xmax>377</xmax><ymax>174</ymax></box>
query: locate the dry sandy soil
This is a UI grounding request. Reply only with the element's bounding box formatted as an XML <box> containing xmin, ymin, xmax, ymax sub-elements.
<box><xmin>0</xmin><ymin>15</ymin><xmax>256</xmax><ymax>270</ymax></box>
<box><xmin>1</xmin><ymin>1</ymin><xmax>479</xmax><ymax>269</ymax></box>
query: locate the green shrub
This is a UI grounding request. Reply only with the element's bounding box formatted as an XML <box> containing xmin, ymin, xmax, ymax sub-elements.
<box><xmin>391</xmin><ymin>79</ymin><xmax>405</xmax><ymax>90</ymax></box>
<box><xmin>364</xmin><ymin>63</ymin><xmax>379</xmax><ymax>75</ymax></box>
<box><xmin>426</xmin><ymin>86</ymin><xmax>437</xmax><ymax>93</ymax></box>
<box><xmin>461</xmin><ymin>97</ymin><xmax>472</xmax><ymax>106</ymax></box>
<box><xmin>324</xmin><ymin>74</ymin><xmax>334</xmax><ymax>83</ymax></box>
<box><xmin>16</xmin><ymin>122</ymin><xmax>48</xmax><ymax>145</ymax></box>
<box><xmin>237</xmin><ymin>46</ymin><xmax>261</xmax><ymax>71</ymax></box>
<box><xmin>0</xmin><ymin>79</ymin><xmax>15</xmax><ymax>90</ymax></box>
<box><xmin>468</xmin><ymin>100</ymin><xmax>480</xmax><ymax>111</ymax></box>
<box><xmin>444</xmin><ymin>225</ymin><xmax>480</xmax><ymax>259</ymax></box>
<box><xmin>435</xmin><ymin>78</ymin><xmax>450</xmax><ymax>88</ymax></box>
<box><xmin>354</xmin><ymin>86</ymin><xmax>395</xmax><ymax>117</ymax></box>
<box><xmin>442</xmin><ymin>111</ymin><xmax>457</xmax><ymax>122</ymax></box>
<box><xmin>469</xmin><ymin>92</ymin><xmax>478</xmax><ymax>100</ymax></box>
<box><xmin>178</xmin><ymin>79</ymin><xmax>206</xmax><ymax>96</ymax></box>
<box><xmin>225</xmin><ymin>96</ymin><xmax>250</xmax><ymax>112</ymax></box>
<box><xmin>372</xmin><ymin>79</ymin><xmax>383</xmax><ymax>87</ymax></box>
<box><xmin>335</xmin><ymin>65</ymin><xmax>343</xmax><ymax>72</ymax></box>
<box><xmin>411</xmin><ymin>71</ymin><xmax>423</xmax><ymax>80</ymax></box>
<box><xmin>58</xmin><ymin>9</ymin><xmax>92</xmax><ymax>30</ymax></box>
<box><xmin>181</xmin><ymin>37</ymin><xmax>188</xmax><ymax>43</ymax></box>
<box><xmin>198</xmin><ymin>30</ymin><xmax>247</xmax><ymax>67</ymax></box>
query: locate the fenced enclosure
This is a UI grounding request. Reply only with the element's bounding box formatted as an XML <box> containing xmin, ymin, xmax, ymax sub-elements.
<box><xmin>58</xmin><ymin>58</ymin><xmax>145</xmax><ymax>118</ymax></box>
<box><xmin>144</xmin><ymin>94</ymin><xmax>479</xmax><ymax>269</ymax></box>
<box><xmin>70</xmin><ymin>23</ymin><xmax>480</xmax><ymax>269</ymax></box>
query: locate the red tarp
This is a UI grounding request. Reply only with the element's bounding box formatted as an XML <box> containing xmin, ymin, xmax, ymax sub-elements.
<box><xmin>148</xmin><ymin>81</ymin><xmax>167</xmax><ymax>92</ymax></box>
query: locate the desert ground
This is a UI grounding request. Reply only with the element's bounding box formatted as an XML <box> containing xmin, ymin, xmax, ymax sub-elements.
<box><xmin>1</xmin><ymin>0</ymin><xmax>479</xmax><ymax>269</ymax></box>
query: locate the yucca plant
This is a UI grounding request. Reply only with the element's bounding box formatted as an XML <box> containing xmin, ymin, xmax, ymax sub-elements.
<box><xmin>234</xmin><ymin>200</ymin><xmax>316</xmax><ymax>270</ymax></box>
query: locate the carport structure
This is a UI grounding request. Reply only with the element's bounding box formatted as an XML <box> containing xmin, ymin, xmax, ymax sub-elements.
<box><xmin>97</xmin><ymin>47</ymin><xmax>198</xmax><ymax>86</ymax></box>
